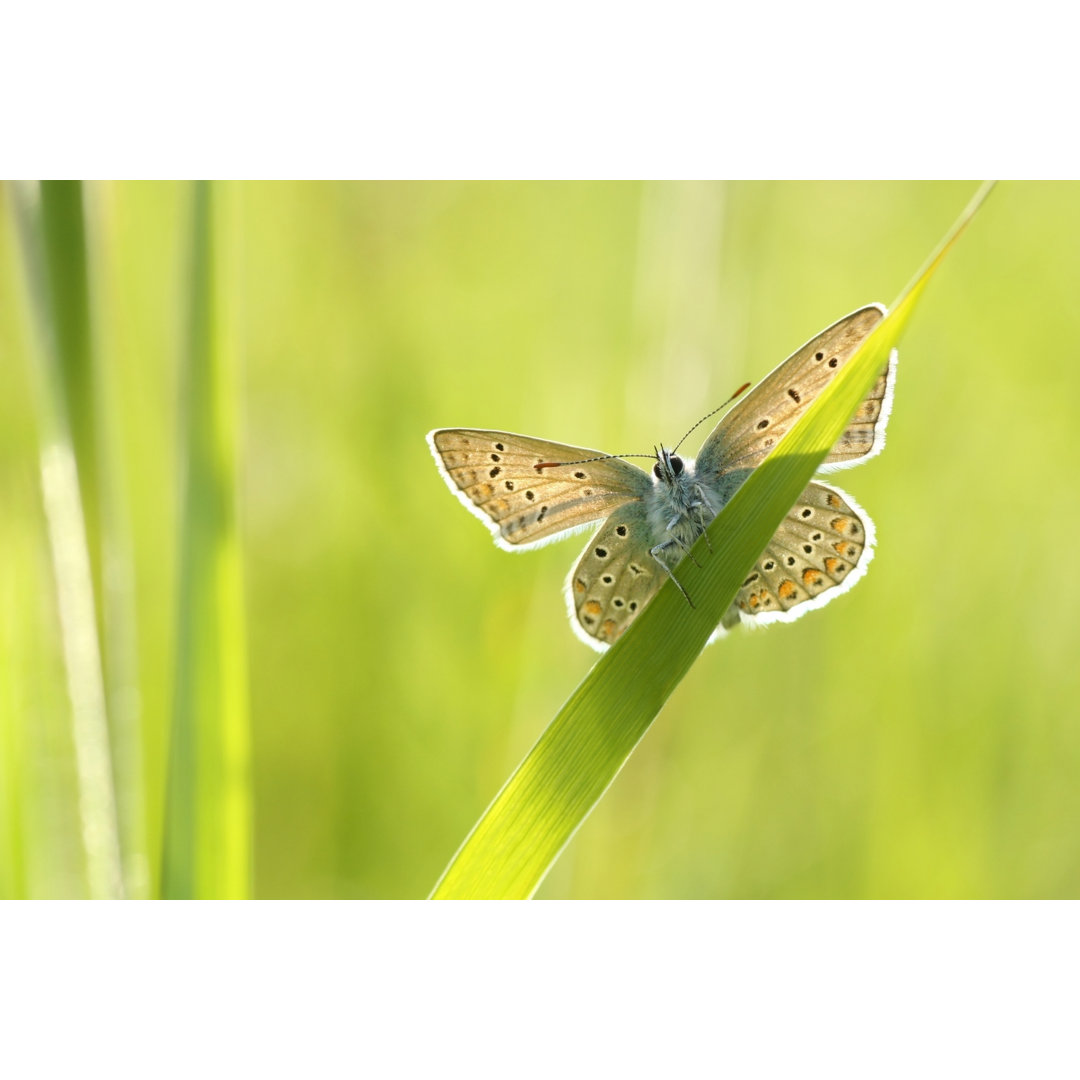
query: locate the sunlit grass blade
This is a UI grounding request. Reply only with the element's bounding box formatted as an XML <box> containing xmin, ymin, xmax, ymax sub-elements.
<box><xmin>38</xmin><ymin>183</ymin><xmax>104</xmax><ymax>610</ymax></box>
<box><xmin>161</xmin><ymin>182</ymin><xmax>251</xmax><ymax>899</ymax></box>
<box><xmin>9</xmin><ymin>181</ymin><xmax>125</xmax><ymax>899</ymax></box>
<box><xmin>432</xmin><ymin>182</ymin><xmax>996</xmax><ymax>900</ymax></box>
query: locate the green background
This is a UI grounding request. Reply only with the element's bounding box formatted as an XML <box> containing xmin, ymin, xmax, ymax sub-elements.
<box><xmin>2</xmin><ymin>181</ymin><xmax>1077</xmax><ymax>898</ymax></box>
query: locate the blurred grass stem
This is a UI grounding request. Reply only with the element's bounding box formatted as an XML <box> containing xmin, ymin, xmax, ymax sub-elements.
<box><xmin>161</xmin><ymin>182</ymin><xmax>251</xmax><ymax>899</ymax></box>
<box><xmin>11</xmin><ymin>181</ymin><xmax>124</xmax><ymax>899</ymax></box>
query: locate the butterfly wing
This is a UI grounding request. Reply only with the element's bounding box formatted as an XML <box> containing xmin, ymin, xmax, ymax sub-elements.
<box><xmin>564</xmin><ymin>501</ymin><xmax>663</xmax><ymax>651</ymax></box>
<box><xmin>696</xmin><ymin>305</ymin><xmax>897</xmax><ymax>479</ymax></box>
<box><xmin>428</xmin><ymin>429</ymin><xmax>652</xmax><ymax>550</ymax></box>
<box><xmin>726</xmin><ymin>482</ymin><xmax>874</xmax><ymax>627</ymax></box>
<box><xmin>819</xmin><ymin>347</ymin><xmax>897</xmax><ymax>471</ymax></box>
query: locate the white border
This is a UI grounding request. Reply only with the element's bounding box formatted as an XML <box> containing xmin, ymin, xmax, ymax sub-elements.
<box><xmin>4</xmin><ymin>904</ymin><xmax>1073</xmax><ymax>1075</ymax></box>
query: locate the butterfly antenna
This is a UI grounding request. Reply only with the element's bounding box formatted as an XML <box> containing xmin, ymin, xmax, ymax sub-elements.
<box><xmin>534</xmin><ymin>452</ymin><xmax>655</xmax><ymax>472</ymax></box>
<box><xmin>671</xmin><ymin>381</ymin><xmax>752</xmax><ymax>454</ymax></box>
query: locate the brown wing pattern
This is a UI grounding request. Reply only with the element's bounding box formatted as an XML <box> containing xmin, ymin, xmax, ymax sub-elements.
<box><xmin>821</xmin><ymin>350</ymin><xmax>896</xmax><ymax>469</ymax></box>
<box><xmin>729</xmin><ymin>482</ymin><xmax>872</xmax><ymax>626</ymax></box>
<box><xmin>696</xmin><ymin>305</ymin><xmax>892</xmax><ymax>478</ymax></box>
<box><xmin>565</xmin><ymin>501</ymin><xmax>662</xmax><ymax>651</ymax></box>
<box><xmin>428</xmin><ymin>429</ymin><xmax>650</xmax><ymax>549</ymax></box>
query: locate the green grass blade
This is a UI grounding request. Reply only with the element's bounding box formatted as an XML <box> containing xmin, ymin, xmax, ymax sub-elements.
<box><xmin>432</xmin><ymin>182</ymin><xmax>995</xmax><ymax>900</ymax></box>
<box><xmin>161</xmin><ymin>182</ymin><xmax>251</xmax><ymax>899</ymax></box>
<box><xmin>38</xmin><ymin>184</ymin><xmax>103</xmax><ymax>612</ymax></box>
<box><xmin>37</xmin><ymin>182</ymin><xmax>103</xmax><ymax>613</ymax></box>
<box><xmin>10</xmin><ymin>181</ymin><xmax>125</xmax><ymax>899</ymax></box>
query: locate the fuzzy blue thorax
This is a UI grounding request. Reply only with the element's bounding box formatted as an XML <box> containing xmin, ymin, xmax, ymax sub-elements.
<box><xmin>643</xmin><ymin>448</ymin><xmax>723</xmax><ymax>570</ymax></box>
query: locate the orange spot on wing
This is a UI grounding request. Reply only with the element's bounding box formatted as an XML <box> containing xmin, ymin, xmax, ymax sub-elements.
<box><xmin>584</xmin><ymin>600</ymin><xmax>602</xmax><ymax>616</ymax></box>
<box><xmin>778</xmin><ymin>580</ymin><xmax>797</xmax><ymax>600</ymax></box>
<box><xmin>824</xmin><ymin>557</ymin><xmax>839</xmax><ymax>574</ymax></box>
<box><xmin>602</xmin><ymin>619</ymin><xmax>617</xmax><ymax>637</ymax></box>
<box><xmin>802</xmin><ymin>569</ymin><xmax>824</xmax><ymax>587</ymax></box>
<box><xmin>826</xmin><ymin>492</ymin><xmax>842</xmax><ymax>508</ymax></box>
<box><xmin>830</xmin><ymin>516</ymin><xmax>851</xmax><ymax>533</ymax></box>
<box><xmin>574</xmin><ymin>578</ymin><xmax>587</xmax><ymax>594</ymax></box>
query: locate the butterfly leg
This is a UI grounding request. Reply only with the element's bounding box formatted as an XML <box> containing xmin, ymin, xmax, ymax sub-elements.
<box><xmin>689</xmin><ymin>487</ymin><xmax>719</xmax><ymax>553</ymax></box>
<box><xmin>648</xmin><ymin>539</ymin><xmax>696</xmax><ymax>608</ymax></box>
<box><xmin>690</xmin><ymin>505</ymin><xmax>713</xmax><ymax>553</ymax></box>
<box><xmin>664</xmin><ymin>516</ymin><xmax>702</xmax><ymax>568</ymax></box>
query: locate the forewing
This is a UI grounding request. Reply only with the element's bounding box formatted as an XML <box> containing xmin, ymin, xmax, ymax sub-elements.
<box><xmin>820</xmin><ymin>347</ymin><xmax>897</xmax><ymax>470</ymax></box>
<box><xmin>727</xmin><ymin>482</ymin><xmax>874</xmax><ymax>627</ymax></box>
<box><xmin>428</xmin><ymin>428</ymin><xmax>651</xmax><ymax>550</ymax></box>
<box><xmin>697</xmin><ymin>305</ymin><xmax>893</xmax><ymax>479</ymax></box>
<box><xmin>565</xmin><ymin>501</ymin><xmax>662</xmax><ymax>651</ymax></box>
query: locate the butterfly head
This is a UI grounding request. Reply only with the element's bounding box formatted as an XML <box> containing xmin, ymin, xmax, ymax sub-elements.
<box><xmin>652</xmin><ymin>446</ymin><xmax>686</xmax><ymax>483</ymax></box>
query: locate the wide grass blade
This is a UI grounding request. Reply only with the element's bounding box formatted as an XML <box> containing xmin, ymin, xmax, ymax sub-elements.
<box><xmin>432</xmin><ymin>182</ymin><xmax>995</xmax><ymax>900</ymax></box>
<box><xmin>161</xmin><ymin>182</ymin><xmax>251</xmax><ymax>899</ymax></box>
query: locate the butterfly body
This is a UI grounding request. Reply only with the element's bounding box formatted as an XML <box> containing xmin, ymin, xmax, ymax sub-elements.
<box><xmin>429</xmin><ymin>305</ymin><xmax>896</xmax><ymax>652</ymax></box>
<box><xmin>643</xmin><ymin>448</ymin><xmax>747</xmax><ymax>566</ymax></box>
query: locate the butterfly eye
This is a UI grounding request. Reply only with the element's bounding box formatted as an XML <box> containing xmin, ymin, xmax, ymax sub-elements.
<box><xmin>653</xmin><ymin>462</ymin><xmax>664</xmax><ymax>480</ymax></box>
<box><xmin>670</xmin><ymin>456</ymin><xmax>684</xmax><ymax>476</ymax></box>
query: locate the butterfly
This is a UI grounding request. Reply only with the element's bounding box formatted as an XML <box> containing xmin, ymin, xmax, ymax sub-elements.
<box><xmin>428</xmin><ymin>305</ymin><xmax>897</xmax><ymax>652</ymax></box>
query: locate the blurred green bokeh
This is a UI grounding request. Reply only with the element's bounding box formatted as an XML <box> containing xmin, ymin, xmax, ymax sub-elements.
<box><xmin>2</xmin><ymin>181</ymin><xmax>1078</xmax><ymax>899</ymax></box>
